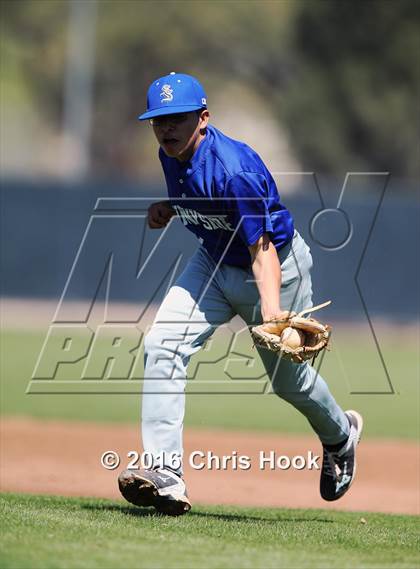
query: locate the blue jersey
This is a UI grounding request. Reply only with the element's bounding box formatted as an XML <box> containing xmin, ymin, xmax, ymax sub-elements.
<box><xmin>159</xmin><ymin>124</ymin><xmax>294</xmax><ymax>267</ymax></box>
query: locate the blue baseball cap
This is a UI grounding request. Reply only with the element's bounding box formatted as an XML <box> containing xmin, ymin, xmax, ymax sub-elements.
<box><xmin>138</xmin><ymin>72</ymin><xmax>207</xmax><ymax>121</ymax></box>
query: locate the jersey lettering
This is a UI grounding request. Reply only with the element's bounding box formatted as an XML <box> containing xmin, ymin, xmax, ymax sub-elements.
<box><xmin>173</xmin><ymin>205</ymin><xmax>234</xmax><ymax>232</ymax></box>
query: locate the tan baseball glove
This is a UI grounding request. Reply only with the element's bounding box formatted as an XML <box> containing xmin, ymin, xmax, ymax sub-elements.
<box><xmin>251</xmin><ymin>301</ymin><xmax>332</xmax><ymax>364</ymax></box>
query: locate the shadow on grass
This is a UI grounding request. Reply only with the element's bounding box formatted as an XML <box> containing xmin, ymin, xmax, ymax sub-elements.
<box><xmin>81</xmin><ymin>502</ymin><xmax>334</xmax><ymax>524</ymax></box>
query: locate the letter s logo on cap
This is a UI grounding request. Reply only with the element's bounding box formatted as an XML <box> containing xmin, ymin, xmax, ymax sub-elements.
<box><xmin>160</xmin><ymin>84</ymin><xmax>174</xmax><ymax>102</ymax></box>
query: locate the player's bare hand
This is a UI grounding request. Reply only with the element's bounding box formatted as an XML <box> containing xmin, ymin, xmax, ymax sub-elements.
<box><xmin>148</xmin><ymin>201</ymin><xmax>175</xmax><ymax>229</ymax></box>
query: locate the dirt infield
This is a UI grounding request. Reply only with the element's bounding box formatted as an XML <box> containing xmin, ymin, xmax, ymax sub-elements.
<box><xmin>1</xmin><ymin>417</ymin><xmax>418</xmax><ymax>515</ymax></box>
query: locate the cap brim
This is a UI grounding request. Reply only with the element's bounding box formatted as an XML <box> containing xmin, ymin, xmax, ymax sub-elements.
<box><xmin>138</xmin><ymin>104</ymin><xmax>205</xmax><ymax>121</ymax></box>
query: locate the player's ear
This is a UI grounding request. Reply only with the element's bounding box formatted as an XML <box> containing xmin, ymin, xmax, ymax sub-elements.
<box><xmin>199</xmin><ymin>109</ymin><xmax>210</xmax><ymax>131</ymax></box>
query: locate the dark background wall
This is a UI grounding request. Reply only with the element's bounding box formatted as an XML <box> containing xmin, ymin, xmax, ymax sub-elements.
<box><xmin>1</xmin><ymin>178</ymin><xmax>418</xmax><ymax>322</ymax></box>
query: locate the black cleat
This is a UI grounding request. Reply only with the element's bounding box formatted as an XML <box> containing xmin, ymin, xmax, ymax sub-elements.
<box><xmin>320</xmin><ymin>410</ymin><xmax>363</xmax><ymax>501</ymax></box>
<box><xmin>118</xmin><ymin>467</ymin><xmax>191</xmax><ymax>516</ymax></box>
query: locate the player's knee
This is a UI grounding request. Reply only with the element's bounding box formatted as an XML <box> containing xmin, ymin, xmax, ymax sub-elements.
<box><xmin>144</xmin><ymin>325</ymin><xmax>182</xmax><ymax>356</ymax></box>
<box><xmin>144</xmin><ymin>327</ymin><xmax>164</xmax><ymax>355</ymax></box>
<box><xmin>271</xmin><ymin>361</ymin><xmax>312</xmax><ymax>397</ymax></box>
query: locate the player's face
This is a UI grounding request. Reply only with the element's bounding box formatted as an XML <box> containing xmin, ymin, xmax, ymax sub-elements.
<box><xmin>151</xmin><ymin>109</ymin><xmax>210</xmax><ymax>161</ymax></box>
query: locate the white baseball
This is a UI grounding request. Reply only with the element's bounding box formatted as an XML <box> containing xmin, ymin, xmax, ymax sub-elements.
<box><xmin>280</xmin><ymin>327</ymin><xmax>305</xmax><ymax>349</ymax></box>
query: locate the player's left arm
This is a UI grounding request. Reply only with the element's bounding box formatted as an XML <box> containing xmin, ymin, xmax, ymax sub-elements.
<box><xmin>249</xmin><ymin>234</ymin><xmax>290</xmax><ymax>322</ymax></box>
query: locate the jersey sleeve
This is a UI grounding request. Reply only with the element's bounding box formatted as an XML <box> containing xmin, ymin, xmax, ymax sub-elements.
<box><xmin>224</xmin><ymin>172</ymin><xmax>274</xmax><ymax>246</ymax></box>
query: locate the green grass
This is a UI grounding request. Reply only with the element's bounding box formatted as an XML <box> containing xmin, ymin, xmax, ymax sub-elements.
<box><xmin>1</xmin><ymin>328</ymin><xmax>419</xmax><ymax>439</ymax></box>
<box><xmin>1</xmin><ymin>493</ymin><xmax>419</xmax><ymax>569</ymax></box>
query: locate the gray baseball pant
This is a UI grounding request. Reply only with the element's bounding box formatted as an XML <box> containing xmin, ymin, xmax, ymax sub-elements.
<box><xmin>142</xmin><ymin>231</ymin><xmax>349</xmax><ymax>473</ymax></box>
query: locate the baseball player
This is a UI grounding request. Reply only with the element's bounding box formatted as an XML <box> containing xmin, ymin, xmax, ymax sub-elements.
<box><xmin>118</xmin><ymin>72</ymin><xmax>363</xmax><ymax>515</ymax></box>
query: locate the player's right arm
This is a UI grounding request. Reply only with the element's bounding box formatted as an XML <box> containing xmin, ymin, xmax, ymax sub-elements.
<box><xmin>249</xmin><ymin>233</ymin><xmax>291</xmax><ymax>323</ymax></box>
<box><xmin>148</xmin><ymin>201</ymin><xmax>175</xmax><ymax>229</ymax></box>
